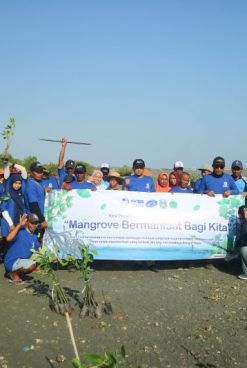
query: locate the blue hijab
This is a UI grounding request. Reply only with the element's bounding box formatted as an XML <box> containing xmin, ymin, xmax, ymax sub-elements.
<box><xmin>8</xmin><ymin>174</ymin><xmax>25</xmax><ymax>225</ymax></box>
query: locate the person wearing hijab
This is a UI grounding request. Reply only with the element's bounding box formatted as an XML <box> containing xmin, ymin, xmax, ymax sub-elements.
<box><xmin>155</xmin><ymin>172</ymin><xmax>171</xmax><ymax>192</ymax></box>
<box><xmin>1</xmin><ymin>174</ymin><xmax>28</xmax><ymax>257</ymax></box>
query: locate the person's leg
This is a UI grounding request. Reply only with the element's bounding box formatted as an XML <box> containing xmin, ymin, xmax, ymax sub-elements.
<box><xmin>239</xmin><ymin>246</ymin><xmax>247</xmax><ymax>278</ymax></box>
<box><xmin>8</xmin><ymin>259</ymin><xmax>37</xmax><ymax>283</ymax></box>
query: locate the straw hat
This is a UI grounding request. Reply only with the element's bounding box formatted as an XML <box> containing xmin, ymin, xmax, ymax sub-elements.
<box><xmin>106</xmin><ymin>170</ymin><xmax>123</xmax><ymax>184</ymax></box>
<box><xmin>197</xmin><ymin>164</ymin><xmax>213</xmax><ymax>172</ymax></box>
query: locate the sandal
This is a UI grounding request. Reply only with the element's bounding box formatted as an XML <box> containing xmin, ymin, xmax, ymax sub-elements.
<box><xmin>8</xmin><ymin>279</ymin><xmax>25</xmax><ymax>285</ymax></box>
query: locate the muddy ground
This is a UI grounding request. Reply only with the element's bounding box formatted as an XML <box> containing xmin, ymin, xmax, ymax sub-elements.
<box><xmin>0</xmin><ymin>259</ymin><xmax>247</xmax><ymax>368</ymax></box>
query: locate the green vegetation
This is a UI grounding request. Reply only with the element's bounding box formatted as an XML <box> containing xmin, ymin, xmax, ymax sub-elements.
<box><xmin>72</xmin><ymin>346</ymin><xmax>127</xmax><ymax>368</ymax></box>
<box><xmin>31</xmin><ymin>245</ymin><xmax>72</xmax><ymax>315</ymax></box>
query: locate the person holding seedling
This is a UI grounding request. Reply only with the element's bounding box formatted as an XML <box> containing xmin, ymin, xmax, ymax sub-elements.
<box><xmin>4</xmin><ymin>213</ymin><xmax>40</xmax><ymax>285</ymax></box>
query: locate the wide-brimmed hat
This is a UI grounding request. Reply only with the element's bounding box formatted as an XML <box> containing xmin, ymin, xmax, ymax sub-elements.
<box><xmin>106</xmin><ymin>170</ymin><xmax>123</xmax><ymax>184</ymax></box>
<box><xmin>197</xmin><ymin>164</ymin><xmax>213</xmax><ymax>172</ymax></box>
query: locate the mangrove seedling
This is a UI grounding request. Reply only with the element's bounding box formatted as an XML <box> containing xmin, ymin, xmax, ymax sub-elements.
<box><xmin>69</xmin><ymin>243</ymin><xmax>113</xmax><ymax>318</ymax></box>
<box><xmin>71</xmin><ymin>345</ymin><xmax>127</xmax><ymax>368</ymax></box>
<box><xmin>31</xmin><ymin>245</ymin><xmax>72</xmax><ymax>315</ymax></box>
<box><xmin>1</xmin><ymin>117</ymin><xmax>16</xmax><ymax>161</ymax></box>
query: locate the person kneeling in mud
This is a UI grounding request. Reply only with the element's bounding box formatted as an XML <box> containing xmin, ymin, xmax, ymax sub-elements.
<box><xmin>4</xmin><ymin>213</ymin><xmax>41</xmax><ymax>285</ymax></box>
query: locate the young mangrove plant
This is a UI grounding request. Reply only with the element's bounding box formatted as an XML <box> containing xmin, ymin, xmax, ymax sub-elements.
<box><xmin>31</xmin><ymin>245</ymin><xmax>72</xmax><ymax>315</ymax></box>
<box><xmin>68</xmin><ymin>243</ymin><xmax>113</xmax><ymax>318</ymax></box>
<box><xmin>1</xmin><ymin>117</ymin><xmax>16</xmax><ymax>161</ymax></box>
<box><xmin>71</xmin><ymin>345</ymin><xmax>127</xmax><ymax>368</ymax></box>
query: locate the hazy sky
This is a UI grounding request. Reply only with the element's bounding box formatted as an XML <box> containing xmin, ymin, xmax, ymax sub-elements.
<box><xmin>1</xmin><ymin>0</ymin><xmax>247</xmax><ymax>169</ymax></box>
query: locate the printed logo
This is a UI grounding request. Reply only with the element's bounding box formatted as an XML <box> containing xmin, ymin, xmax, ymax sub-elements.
<box><xmin>145</xmin><ymin>200</ymin><xmax>158</xmax><ymax>208</ymax></box>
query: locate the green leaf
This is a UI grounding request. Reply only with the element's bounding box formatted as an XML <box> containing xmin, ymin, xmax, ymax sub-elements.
<box><xmin>71</xmin><ymin>358</ymin><xmax>83</xmax><ymax>368</ymax></box>
<box><xmin>84</xmin><ymin>353</ymin><xmax>103</xmax><ymax>363</ymax></box>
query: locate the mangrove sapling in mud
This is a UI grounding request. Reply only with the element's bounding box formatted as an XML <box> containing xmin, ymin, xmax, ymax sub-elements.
<box><xmin>71</xmin><ymin>345</ymin><xmax>127</xmax><ymax>368</ymax></box>
<box><xmin>68</xmin><ymin>243</ymin><xmax>113</xmax><ymax>318</ymax></box>
<box><xmin>31</xmin><ymin>245</ymin><xmax>72</xmax><ymax>315</ymax></box>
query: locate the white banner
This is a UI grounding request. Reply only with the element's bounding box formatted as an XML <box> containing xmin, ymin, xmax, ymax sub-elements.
<box><xmin>44</xmin><ymin>190</ymin><xmax>245</xmax><ymax>260</ymax></box>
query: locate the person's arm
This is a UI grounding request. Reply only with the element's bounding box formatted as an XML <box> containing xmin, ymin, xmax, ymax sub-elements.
<box><xmin>14</xmin><ymin>164</ymin><xmax>27</xmax><ymax>179</ymax></box>
<box><xmin>58</xmin><ymin>137</ymin><xmax>68</xmax><ymax>169</ymax></box>
<box><xmin>6</xmin><ymin>214</ymin><xmax>27</xmax><ymax>242</ymax></box>
<box><xmin>2</xmin><ymin>210</ymin><xmax>14</xmax><ymax>227</ymax></box>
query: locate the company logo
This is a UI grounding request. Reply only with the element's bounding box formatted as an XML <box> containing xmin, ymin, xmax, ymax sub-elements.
<box><xmin>145</xmin><ymin>200</ymin><xmax>158</xmax><ymax>208</ymax></box>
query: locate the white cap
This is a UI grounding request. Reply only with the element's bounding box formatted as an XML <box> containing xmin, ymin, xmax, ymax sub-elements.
<box><xmin>174</xmin><ymin>161</ymin><xmax>184</xmax><ymax>169</ymax></box>
<box><xmin>101</xmin><ymin>163</ymin><xmax>110</xmax><ymax>169</ymax></box>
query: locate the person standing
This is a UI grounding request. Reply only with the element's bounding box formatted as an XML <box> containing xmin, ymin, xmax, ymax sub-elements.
<box><xmin>25</xmin><ymin>161</ymin><xmax>47</xmax><ymax>235</ymax></box>
<box><xmin>199</xmin><ymin>156</ymin><xmax>239</xmax><ymax>197</ymax></box>
<box><xmin>193</xmin><ymin>164</ymin><xmax>213</xmax><ymax>193</ymax></box>
<box><xmin>124</xmin><ymin>159</ymin><xmax>155</xmax><ymax>192</ymax></box>
<box><xmin>231</xmin><ymin>160</ymin><xmax>246</xmax><ymax>194</ymax></box>
<box><xmin>70</xmin><ymin>163</ymin><xmax>96</xmax><ymax>190</ymax></box>
<box><xmin>57</xmin><ymin>137</ymin><xmax>76</xmax><ymax>187</ymax></box>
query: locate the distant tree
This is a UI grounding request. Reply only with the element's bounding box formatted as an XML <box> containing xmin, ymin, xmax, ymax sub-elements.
<box><xmin>118</xmin><ymin>165</ymin><xmax>132</xmax><ymax>177</ymax></box>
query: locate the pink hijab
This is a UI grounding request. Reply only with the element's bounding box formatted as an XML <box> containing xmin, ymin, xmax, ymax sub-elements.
<box><xmin>156</xmin><ymin>172</ymin><xmax>171</xmax><ymax>192</ymax></box>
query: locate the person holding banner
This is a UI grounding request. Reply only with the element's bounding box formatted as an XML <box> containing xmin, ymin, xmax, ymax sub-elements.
<box><xmin>193</xmin><ymin>164</ymin><xmax>213</xmax><ymax>193</ymax></box>
<box><xmin>199</xmin><ymin>156</ymin><xmax>239</xmax><ymax>197</ymax></box>
<box><xmin>171</xmin><ymin>172</ymin><xmax>193</xmax><ymax>194</ymax></box>
<box><xmin>124</xmin><ymin>159</ymin><xmax>155</xmax><ymax>192</ymax></box>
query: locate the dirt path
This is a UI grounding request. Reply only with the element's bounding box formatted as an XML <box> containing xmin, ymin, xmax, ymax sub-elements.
<box><xmin>0</xmin><ymin>260</ymin><xmax>247</xmax><ymax>368</ymax></box>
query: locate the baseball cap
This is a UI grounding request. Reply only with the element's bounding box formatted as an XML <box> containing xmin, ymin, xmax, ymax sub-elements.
<box><xmin>174</xmin><ymin>161</ymin><xmax>184</xmax><ymax>169</ymax></box>
<box><xmin>133</xmin><ymin>159</ymin><xmax>145</xmax><ymax>169</ymax></box>
<box><xmin>75</xmin><ymin>163</ymin><xmax>86</xmax><ymax>174</ymax></box>
<box><xmin>212</xmin><ymin>156</ymin><xmax>225</xmax><ymax>168</ymax></box>
<box><xmin>65</xmin><ymin>159</ymin><xmax>75</xmax><ymax>169</ymax></box>
<box><xmin>30</xmin><ymin>161</ymin><xmax>44</xmax><ymax>173</ymax></box>
<box><xmin>100</xmin><ymin>163</ymin><xmax>110</xmax><ymax>169</ymax></box>
<box><xmin>27</xmin><ymin>213</ymin><xmax>39</xmax><ymax>224</ymax></box>
<box><xmin>231</xmin><ymin>160</ymin><xmax>243</xmax><ymax>169</ymax></box>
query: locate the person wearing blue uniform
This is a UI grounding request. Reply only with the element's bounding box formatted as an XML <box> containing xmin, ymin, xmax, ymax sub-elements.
<box><xmin>231</xmin><ymin>160</ymin><xmax>246</xmax><ymax>194</ymax></box>
<box><xmin>57</xmin><ymin>137</ymin><xmax>76</xmax><ymax>187</ymax></box>
<box><xmin>199</xmin><ymin>156</ymin><xmax>239</xmax><ymax>197</ymax></box>
<box><xmin>193</xmin><ymin>164</ymin><xmax>213</xmax><ymax>193</ymax></box>
<box><xmin>1</xmin><ymin>174</ymin><xmax>28</xmax><ymax>239</ymax></box>
<box><xmin>4</xmin><ymin>213</ymin><xmax>40</xmax><ymax>284</ymax></box>
<box><xmin>124</xmin><ymin>159</ymin><xmax>155</xmax><ymax>192</ymax></box>
<box><xmin>172</xmin><ymin>172</ymin><xmax>193</xmax><ymax>194</ymax></box>
<box><xmin>25</xmin><ymin>162</ymin><xmax>47</xmax><ymax>235</ymax></box>
<box><xmin>41</xmin><ymin>167</ymin><xmax>59</xmax><ymax>192</ymax></box>
<box><xmin>70</xmin><ymin>163</ymin><xmax>96</xmax><ymax>190</ymax></box>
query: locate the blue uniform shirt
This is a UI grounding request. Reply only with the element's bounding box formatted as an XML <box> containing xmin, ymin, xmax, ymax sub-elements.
<box><xmin>199</xmin><ymin>173</ymin><xmax>239</xmax><ymax>195</ymax></box>
<box><xmin>125</xmin><ymin>175</ymin><xmax>155</xmax><ymax>192</ymax></box>
<box><xmin>4</xmin><ymin>227</ymin><xmax>40</xmax><ymax>273</ymax></box>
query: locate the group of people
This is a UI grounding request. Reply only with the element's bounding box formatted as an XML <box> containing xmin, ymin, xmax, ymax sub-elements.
<box><xmin>1</xmin><ymin>136</ymin><xmax>247</xmax><ymax>283</ymax></box>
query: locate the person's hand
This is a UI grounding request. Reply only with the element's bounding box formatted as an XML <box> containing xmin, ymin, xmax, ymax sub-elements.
<box><xmin>242</xmin><ymin>192</ymin><xmax>247</xmax><ymax>198</ymax></box>
<box><xmin>244</xmin><ymin>208</ymin><xmax>247</xmax><ymax>219</ymax></box>
<box><xmin>207</xmin><ymin>190</ymin><xmax>215</xmax><ymax>197</ymax></box>
<box><xmin>19</xmin><ymin>214</ymin><xmax>28</xmax><ymax>227</ymax></box>
<box><xmin>125</xmin><ymin>178</ymin><xmax>130</xmax><ymax>186</ymax></box>
<box><xmin>61</xmin><ymin>137</ymin><xmax>67</xmax><ymax>147</ymax></box>
<box><xmin>223</xmin><ymin>190</ymin><xmax>231</xmax><ymax>198</ymax></box>
<box><xmin>41</xmin><ymin>220</ymin><xmax>48</xmax><ymax>229</ymax></box>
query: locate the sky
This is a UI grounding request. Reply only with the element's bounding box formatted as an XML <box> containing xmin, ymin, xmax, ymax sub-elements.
<box><xmin>0</xmin><ymin>0</ymin><xmax>247</xmax><ymax>169</ymax></box>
